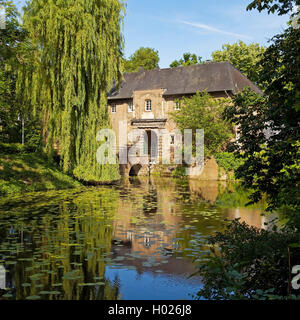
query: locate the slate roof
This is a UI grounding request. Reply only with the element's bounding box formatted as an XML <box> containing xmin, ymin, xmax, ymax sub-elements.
<box><xmin>108</xmin><ymin>61</ymin><xmax>263</xmax><ymax>100</ymax></box>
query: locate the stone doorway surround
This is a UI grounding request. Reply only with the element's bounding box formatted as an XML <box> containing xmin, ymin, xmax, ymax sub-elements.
<box><xmin>119</xmin><ymin>119</ymin><xmax>167</xmax><ymax>176</ymax></box>
<box><xmin>131</xmin><ymin>118</ymin><xmax>167</xmax><ymax>162</ymax></box>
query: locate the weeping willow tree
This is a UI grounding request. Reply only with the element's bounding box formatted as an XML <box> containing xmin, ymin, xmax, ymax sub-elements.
<box><xmin>20</xmin><ymin>0</ymin><xmax>125</xmax><ymax>182</ymax></box>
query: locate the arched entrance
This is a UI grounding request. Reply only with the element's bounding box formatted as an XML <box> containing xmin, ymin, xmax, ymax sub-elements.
<box><xmin>129</xmin><ymin>164</ymin><xmax>143</xmax><ymax>176</ymax></box>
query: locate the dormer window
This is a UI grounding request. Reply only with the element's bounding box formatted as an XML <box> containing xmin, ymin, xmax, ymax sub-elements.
<box><xmin>111</xmin><ymin>105</ymin><xmax>116</xmax><ymax>113</ymax></box>
<box><xmin>145</xmin><ymin>100</ymin><xmax>152</xmax><ymax>112</ymax></box>
<box><xmin>128</xmin><ymin>102</ymin><xmax>134</xmax><ymax>113</ymax></box>
<box><xmin>174</xmin><ymin>101</ymin><xmax>181</xmax><ymax>111</ymax></box>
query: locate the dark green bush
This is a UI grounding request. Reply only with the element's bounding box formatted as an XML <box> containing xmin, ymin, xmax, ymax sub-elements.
<box><xmin>194</xmin><ymin>219</ymin><xmax>300</xmax><ymax>300</ymax></box>
<box><xmin>0</xmin><ymin>143</ymin><xmax>26</xmax><ymax>154</ymax></box>
<box><xmin>171</xmin><ymin>166</ymin><xmax>187</xmax><ymax>178</ymax></box>
<box><xmin>0</xmin><ymin>142</ymin><xmax>41</xmax><ymax>154</ymax></box>
<box><xmin>214</xmin><ymin>152</ymin><xmax>244</xmax><ymax>176</ymax></box>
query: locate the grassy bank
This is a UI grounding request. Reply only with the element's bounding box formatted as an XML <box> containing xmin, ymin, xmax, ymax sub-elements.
<box><xmin>0</xmin><ymin>146</ymin><xmax>82</xmax><ymax>196</ymax></box>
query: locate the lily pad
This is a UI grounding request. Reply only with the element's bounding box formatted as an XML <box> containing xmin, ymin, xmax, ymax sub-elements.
<box><xmin>21</xmin><ymin>283</ymin><xmax>31</xmax><ymax>287</ymax></box>
<box><xmin>49</xmin><ymin>291</ymin><xmax>61</xmax><ymax>295</ymax></box>
<box><xmin>52</xmin><ymin>283</ymin><xmax>62</xmax><ymax>287</ymax></box>
<box><xmin>26</xmin><ymin>295</ymin><xmax>41</xmax><ymax>300</ymax></box>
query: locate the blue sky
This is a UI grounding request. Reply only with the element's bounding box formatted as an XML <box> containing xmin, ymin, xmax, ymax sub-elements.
<box><xmin>15</xmin><ymin>0</ymin><xmax>289</xmax><ymax>68</ymax></box>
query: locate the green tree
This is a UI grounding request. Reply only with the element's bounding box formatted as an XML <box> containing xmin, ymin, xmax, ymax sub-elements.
<box><xmin>0</xmin><ymin>1</ymin><xmax>39</xmax><ymax>146</ymax></box>
<box><xmin>0</xmin><ymin>62</ymin><xmax>18</xmax><ymax>142</ymax></box>
<box><xmin>170</xmin><ymin>52</ymin><xmax>202</xmax><ymax>68</ymax></box>
<box><xmin>170</xmin><ymin>92</ymin><xmax>233</xmax><ymax>156</ymax></box>
<box><xmin>247</xmin><ymin>0</ymin><xmax>299</xmax><ymax>15</ymax></box>
<box><xmin>0</xmin><ymin>0</ymin><xmax>25</xmax><ymax>61</ymax></box>
<box><xmin>0</xmin><ymin>0</ymin><xmax>21</xmax><ymax>143</ymax></box>
<box><xmin>124</xmin><ymin>47</ymin><xmax>159</xmax><ymax>73</ymax></box>
<box><xmin>21</xmin><ymin>0</ymin><xmax>125</xmax><ymax>182</ymax></box>
<box><xmin>224</xmin><ymin>11</ymin><xmax>300</xmax><ymax>227</ymax></box>
<box><xmin>212</xmin><ymin>41</ymin><xmax>266</xmax><ymax>84</ymax></box>
<box><xmin>193</xmin><ymin>0</ymin><xmax>300</xmax><ymax>302</ymax></box>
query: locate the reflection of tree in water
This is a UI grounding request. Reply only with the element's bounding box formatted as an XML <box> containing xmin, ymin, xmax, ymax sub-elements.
<box><xmin>0</xmin><ymin>188</ymin><xmax>121</xmax><ymax>300</ymax></box>
<box><xmin>127</xmin><ymin>177</ymin><xmax>159</xmax><ymax>216</ymax></box>
<box><xmin>142</xmin><ymin>181</ymin><xmax>158</xmax><ymax>216</ymax></box>
<box><xmin>0</xmin><ymin>178</ymin><xmax>267</xmax><ymax>300</ymax></box>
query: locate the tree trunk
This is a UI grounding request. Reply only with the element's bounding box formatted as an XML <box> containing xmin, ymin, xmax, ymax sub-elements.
<box><xmin>21</xmin><ymin>115</ymin><xmax>24</xmax><ymax>145</ymax></box>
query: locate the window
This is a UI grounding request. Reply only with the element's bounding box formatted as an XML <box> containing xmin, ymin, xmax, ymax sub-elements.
<box><xmin>111</xmin><ymin>105</ymin><xmax>116</xmax><ymax>113</ymax></box>
<box><xmin>128</xmin><ymin>102</ymin><xmax>134</xmax><ymax>113</ymax></box>
<box><xmin>170</xmin><ymin>134</ymin><xmax>175</xmax><ymax>145</ymax></box>
<box><xmin>174</xmin><ymin>101</ymin><xmax>181</xmax><ymax>111</ymax></box>
<box><xmin>145</xmin><ymin>100</ymin><xmax>152</xmax><ymax>112</ymax></box>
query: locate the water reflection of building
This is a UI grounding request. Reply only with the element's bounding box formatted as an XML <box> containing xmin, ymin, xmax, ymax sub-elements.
<box><xmin>188</xmin><ymin>180</ymin><xmax>273</xmax><ymax>230</ymax></box>
<box><xmin>114</xmin><ymin>178</ymin><xmax>184</xmax><ymax>258</ymax></box>
<box><xmin>113</xmin><ymin>177</ymin><xmax>267</xmax><ymax>275</ymax></box>
<box><xmin>110</xmin><ymin>242</ymin><xmax>198</xmax><ymax>276</ymax></box>
<box><xmin>224</xmin><ymin>208</ymin><xmax>277</xmax><ymax>230</ymax></box>
<box><xmin>188</xmin><ymin>180</ymin><xmax>226</xmax><ymax>203</ymax></box>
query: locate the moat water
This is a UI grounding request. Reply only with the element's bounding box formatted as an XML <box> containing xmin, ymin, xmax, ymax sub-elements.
<box><xmin>0</xmin><ymin>177</ymin><xmax>269</xmax><ymax>300</ymax></box>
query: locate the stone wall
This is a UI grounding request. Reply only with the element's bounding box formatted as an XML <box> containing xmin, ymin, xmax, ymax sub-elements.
<box><xmin>147</xmin><ymin>156</ymin><xmax>234</xmax><ymax>181</ymax></box>
<box><xmin>187</xmin><ymin>157</ymin><xmax>219</xmax><ymax>180</ymax></box>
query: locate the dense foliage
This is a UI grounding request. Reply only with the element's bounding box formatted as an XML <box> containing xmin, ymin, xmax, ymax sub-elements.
<box><xmin>214</xmin><ymin>152</ymin><xmax>244</xmax><ymax>177</ymax></box>
<box><xmin>0</xmin><ymin>1</ymin><xmax>41</xmax><ymax>147</ymax></box>
<box><xmin>224</xmin><ymin>25</ymin><xmax>300</xmax><ymax>226</ymax></box>
<box><xmin>0</xmin><ymin>0</ymin><xmax>24</xmax><ymax>62</ymax></box>
<box><xmin>212</xmin><ymin>41</ymin><xmax>266</xmax><ymax>85</ymax></box>
<box><xmin>195</xmin><ymin>220</ymin><xmax>300</xmax><ymax>300</ymax></box>
<box><xmin>170</xmin><ymin>92</ymin><xmax>234</xmax><ymax>156</ymax></box>
<box><xmin>247</xmin><ymin>0</ymin><xmax>300</xmax><ymax>15</ymax></box>
<box><xmin>195</xmin><ymin>0</ymin><xmax>300</xmax><ymax>301</ymax></box>
<box><xmin>124</xmin><ymin>47</ymin><xmax>159</xmax><ymax>73</ymax></box>
<box><xmin>19</xmin><ymin>0</ymin><xmax>125</xmax><ymax>182</ymax></box>
<box><xmin>170</xmin><ymin>52</ymin><xmax>203</xmax><ymax>68</ymax></box>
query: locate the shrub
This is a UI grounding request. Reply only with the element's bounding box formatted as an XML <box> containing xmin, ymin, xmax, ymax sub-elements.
<box><xmin>214</xmin><ymin>152</ymin><xmax>244</xmax><ymax>177</ymax></box>
<box><xmin>0</xmin><ymin>143</ymin><xmax>27</xmax><ymax>154</ymax></box>
<box><xmin>171</xmin><ymin>166</ymin><xmax>187</xmax><ymax>178</ymax></box>
<box><xmin>194</xmin><ymin>220</ymin><xmax>300</xmax><ymax>300</ymax></box>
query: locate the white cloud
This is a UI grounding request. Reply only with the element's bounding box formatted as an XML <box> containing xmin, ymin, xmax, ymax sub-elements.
<box><xmin>178</xmin><ymin>20</ymin><xmax>252</xmax><ymax>40</ymax></box>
